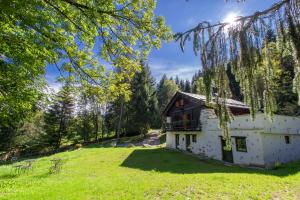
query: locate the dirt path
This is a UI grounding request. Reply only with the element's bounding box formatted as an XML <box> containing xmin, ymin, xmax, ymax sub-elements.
<box><xmin>137</xmin><ymin>130</ymin><xmax>161</xmax><ymax>146</ymax></box>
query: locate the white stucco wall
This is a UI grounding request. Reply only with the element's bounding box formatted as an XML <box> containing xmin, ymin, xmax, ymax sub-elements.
<box><xmin>261</xmin><ymin>133</ymin><xmax>300</xmax><ymax>165</ymax></box>
<box><xmin>166</xmin><ymin>130</ymin><xmax>265</xmax><ymax>166</ymax></box>
<box><xmin>200</xmin><ymin>109</ymin><xmax>265</xmax><ymax>166</ymax></box>
<box><xmin>166</xmin><ymin>132</ymin><xmax>175</xmax><ymax>149</ymax></box>
<box><xmin>166</xmin><ymin>109</ymin><xmax>300</xmax><ymax>167</ymax></box>
<box><xmin>166</xmin><ymin>131</ymin><xmax>222</xmax><ymax>160</ymax></box>
<box><xmin>230</xmin><ymin>130</ymin><xmax>265</xmax><ymax>166</ymax></box>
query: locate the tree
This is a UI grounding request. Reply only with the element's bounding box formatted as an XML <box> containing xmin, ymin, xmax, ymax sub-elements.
<box><xmin>77</xmin><ymin>91</ymin><xmax>94</xmax><ymax>142</ymax></box>
<box><xmin>125</xmin><ymin>63</ymin><xmax>159</xmax><ymax>135</ymax></box>
<box><xmin>1</xmin><ymin>0</ymin><xmax>172</xmax><ymax>98</ymax></box>
<box><xmin>44</xmin><ymin>84</ymin><xmax>75</xmax><ymax>148</ymax></box>
<box><xmin>157</xmin><ymin>80</ymin><xmax>179</xmax><ymax>114</ymax></box>
<box><xmin>157</xmin><ymin>74</ymin><xmax>167</xmax><ymax>93</ymax></box>
<box><xmin>0</xmin><ymin>1</ymin><xmax>172</xmax><ymax>149</ymax></box>
<box><xmin>184</xmin><ymin>80</ymin><xmax>192</xmax><ymax>93</ymax></box>
<box><xmin>175</xmin><ymin>75</ymin><xmax>180</xmax><ymax>85</ymax></box>
<box><xmin>14</xmin><ymin>111</ymin><xmax>47</xmax><ymax>153</ymax></box>
<box><xmin>226</xmin><ymin>64</ymin><xmax>243</xmax><ymax>101</ymax></box>
<box><xmin>149</xmin><ymin>92</ymin><xmax>161</xmax><ymax>128</ymax></box>
<box><xmin>179</xmin><ymin>79</ymin><xmax>185</xmax><ymax>91</ymax></box>
<box><xmin>193</xmin><ymin>77</ymin><xmax>206</xmax><ymax>95</ymax></box>
<box><xmin>175</xmin><ymin>0</ymin><xmax>300</xmax><ymax>147</ymax></box>
<box><xmin>276</xmin><ymin>55</ymin><xmax>300</xmax><ymax>115</ymax></box>
<box><xmin>157</xmin><ymin>74</ymin><xmax>168</xmax><ymax>109</ymax></box>
<box><xmin>0</xmin><ymin>61</ymin><xmax>45</xmax><ymax>150</ymax></box>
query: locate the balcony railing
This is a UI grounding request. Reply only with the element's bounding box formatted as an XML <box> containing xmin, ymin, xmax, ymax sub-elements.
<box><xmin>165</xmin><ymin>120</ymin><xmax>201</xmax><ymax>131</ymax></box>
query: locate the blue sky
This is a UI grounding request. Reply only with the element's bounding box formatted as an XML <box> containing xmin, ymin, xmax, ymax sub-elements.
<box><xmin>46</xmin><ymin>0</ymin><xmax>278</xmax><ymax>90</ymax></box>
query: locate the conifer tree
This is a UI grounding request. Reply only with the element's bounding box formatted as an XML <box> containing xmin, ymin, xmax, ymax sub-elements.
<box><xmin>157</xmin><ymin>80</ymin><xmax>179</xmax><ymax>114</ymax></box>
<box><xmin>179</xmin><ymin>79</ymin><xmax>185</xmax><ymax>91</ymax></box>
<box><xmin>157</xmin><ymin>74</ymin><xmax>168</xmax><ymax>110</ymax></box>
<box><xmin>77</xmin><ymin>91</ymin><xmax>93</xmax><ymax>142</ymax></box>
<box><xmin>157</xmin><ymin>74</ymin><xmax>167</xmax><ymax>92</ymax></box>
<box><xmin>125</xmin><ymin>63</ymin><xmax>159</xmax><ymax>135</ymax></box>
<box><xmin>44</xmin><ymin>83</ymin><xmax>75</xmax><ymax>148</ymax></box>
<box><xmin>184</xmin><ymin>80</ymin><xmax>192</xmax><ymax>93</ymax></box>
<box><xmin>175</xmin><ymin>75</ymin><xmax>180</xmax><ymax>86</ymax></box>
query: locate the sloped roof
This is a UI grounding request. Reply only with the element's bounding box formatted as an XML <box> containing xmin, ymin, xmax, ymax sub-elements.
<box><xmin>179</xmin><ymin>92</ymin><xmax>249</xmax><ymax>108</ymax></box>
<box><xmin>162</xmin><ymin>91</ymin><xmax>249</xmax><ymax>116</ymax></box>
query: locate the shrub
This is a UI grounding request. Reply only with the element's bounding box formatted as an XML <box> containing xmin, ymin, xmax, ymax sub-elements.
<box><xmin>127</xmin><ymin>143</ymin><xmax>135</xmax><ymax>148</ymax></box>
<box><xmin>49</xmin><ymin>158</ymin><xmax>63</xmax><ymax>174</ymax></box>
<box><xmin>110</xmin><ymin>141</ymin><xmax>117</xmax><ymax>147</ymax></box>
<box><xmin>273</xmin><ymin>161</ymin><xmax>282</xmax><ymax>169</ymax></box>
<box><xmin>75</xmin><ymin>144</ymin><xmax>82</xmax><ymax>149</ymax></box>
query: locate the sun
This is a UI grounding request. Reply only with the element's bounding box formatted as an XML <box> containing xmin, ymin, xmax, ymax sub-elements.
<box><xmin>223</xmin><ymin>12</ymin><xmax>240</xmax><ymax>26</ymax></box>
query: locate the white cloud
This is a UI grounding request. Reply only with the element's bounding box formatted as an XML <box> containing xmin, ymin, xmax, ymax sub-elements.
<box><xmin>149</xmin><ymin>60</ymin><xmax>201</xmax><ymax>82</ymax></box>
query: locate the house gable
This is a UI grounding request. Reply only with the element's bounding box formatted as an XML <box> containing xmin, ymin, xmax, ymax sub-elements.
<box><xmin>163</xmin><ymin>92</ymin><xmax>204</xmax><ymax>117</ymax></box>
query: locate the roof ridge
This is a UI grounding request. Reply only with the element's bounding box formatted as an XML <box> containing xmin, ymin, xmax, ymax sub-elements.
<box><xmin>178</xmin><ymin>91</ymin><xmax>248</xmax><ymax>108</ymax></box>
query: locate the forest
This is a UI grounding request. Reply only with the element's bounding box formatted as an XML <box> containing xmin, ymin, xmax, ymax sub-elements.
<box><xmin>1</xmin><ymin>0</ymin><xmax>300</xmax><ymax>156</ymax></box>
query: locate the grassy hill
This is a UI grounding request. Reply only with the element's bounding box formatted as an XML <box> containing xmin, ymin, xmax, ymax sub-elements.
<box><xmin>0</xmin><ymin>145</ymin><xmax>299</xmax><ymax>199</ymax></box>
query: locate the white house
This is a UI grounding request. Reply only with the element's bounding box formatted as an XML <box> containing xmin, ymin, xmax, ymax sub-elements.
<box><xmin>163</xmin><ymin>91</ymin><xmax>300</xmax><ymax>168</ymax></box>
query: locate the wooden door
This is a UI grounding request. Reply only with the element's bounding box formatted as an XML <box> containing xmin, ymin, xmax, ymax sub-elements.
<box><xmin>186</xmin><ymin>134</ymin><xmax>191</xmax><ymax>152</ymax></box>
<box><xmin>221</xmin><ymin>138</ymin><xmax>233</xmax><ymax>163</ymax></box>
<box><xmin>175</xmin><ymin>134</ymin><xmax>179</xmax><ymax>149</ymax></box>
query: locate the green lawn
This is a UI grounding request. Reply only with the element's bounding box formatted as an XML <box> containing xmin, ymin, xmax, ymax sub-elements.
<box><xmin>0</xmin><ymin>146</ymin><xmax>299</xmax><ymax>200</ymax></box>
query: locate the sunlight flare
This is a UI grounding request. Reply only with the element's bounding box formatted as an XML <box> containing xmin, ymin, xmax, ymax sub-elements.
<box><xmin>223</xmin><ymin>12</ymin><xmax>240</xmax><ymax>26</ymax></box>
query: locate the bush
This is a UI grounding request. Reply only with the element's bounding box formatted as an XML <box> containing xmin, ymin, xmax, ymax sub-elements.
<box><xmin>273</xmin><ymin>161</ymin><xmax>282</xmax><ymax>169</ymax></box>
<box><xmin>109</xmin><ymin>141</ymin><xmax>117</xmax><ymax>147</ymax></box>
<box><xmin>49</xmin><ymin>158</ymin><xmax>63</xmax><ymax>174</ymax></box>
<box><xmin>127</xmin><ymin>143</ymin><xmax>135</xmax><ymax>148</ymax></box>
<box><xmin>75</xmin><ymin>144</ymin><xmax>82</xmax><ymax>149</ymax></box>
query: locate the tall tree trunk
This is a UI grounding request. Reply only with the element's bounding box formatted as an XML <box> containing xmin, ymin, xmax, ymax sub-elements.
<box><xmin>94</xmin><ymin>108</ymin><xmax>98</xmax><ymax>141</ymax></box>
<box><xmin>116</xmin><ymin>98</ymin><xmax>124</xmax><ymax>140</ymax></box>
<box><xmin>57</xmin><ymin>115</ymin><xmax>64</xmax><ymax>149</ymax></box>
<box><xmin>101</xmin><ymin>117</ymin><xmax>105</xmax><ymax>141</ymax></box>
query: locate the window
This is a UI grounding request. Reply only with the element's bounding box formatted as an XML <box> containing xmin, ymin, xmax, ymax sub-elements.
<box><xmin>175</xmin><ymin>99</ymin><xmax>184</xmax><ymax>107</ymax></box>
<box><xmin>235</xmin><ymin>137</ymin><xmax>247</xmax><ymax>152</ymax></box>
<box><xmin>180</xmin><ymin>99</ymin><xmax>184</xmax><ymax>106</ymax></box>
<box><xmin>192</xmin><ymin>135</ymin><xmax>197</xmax><ymax>143</ymax></box>
<box><xmin>175</xmin><ymin>134</ymin><xmax>179</xmax><ymax>148</ymax></box>
<box><xmin>285</xmin><ymin>136</ymin><xmax>290</xmax><ymax>144</ymax></box>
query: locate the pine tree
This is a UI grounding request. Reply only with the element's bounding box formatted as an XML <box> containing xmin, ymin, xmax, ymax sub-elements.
<box><xmin>175</xmin><ymin>75</ymin><xmax>180</xmax><ymax>86</ymax></box>
<box><xmin>184</xmin><ymin>80</ymin><xmax>191</xmax><ymax>93</ymax></box>
<box><xmin>77</xmin><ymin>91</ymin><xmax>93</xmax><ymax>142</ymax></box>
<box><xmin>157</xmin><ymin>80</ymin><xmax>179</xmax><ymax>114</ymax></box>
<box><xmin>44</xmin><ymin>84</ymin><xmax>75</xmax><ymax>148</ymax></box>
<box><xmin>157</xmin><ymin>74</ymin><xmax>168</xmax><ymax>110</ymax></box>
<box><xmin>179</xmin><ymin>79</ymin><xmax>185</xmax><ymax>91</ymax></box>
<box><xmin>226</xmin><ymin>64</ymin><xmax>243</xmax><ymax>101</ymax></box>
<box><xmin>125</xmin><ymin>63</ymin><xmax>160</xmax><ymax>135</ymax></box>
<box><xmin>157</xmin><ymin>74</ymin><xmax>167</xmax><ymax>92</ymax></box>
<box><xmin>192</xmin><ymin>83</ymin><xmax>197</xmax><ymax>93</ymax></box>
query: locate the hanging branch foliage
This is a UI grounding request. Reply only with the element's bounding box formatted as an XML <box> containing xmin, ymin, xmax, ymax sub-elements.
<box><xmin>1</xmin><ymin>0</ymin><xmax>172</xmax><ymax>103</ymax></box>
<box><xmin>175</xmin><ymin>0</ymin><xmax>300</xmax><ymax>147</ymax></box>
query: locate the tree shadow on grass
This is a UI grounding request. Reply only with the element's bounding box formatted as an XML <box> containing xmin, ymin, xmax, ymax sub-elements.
<box><xmin>0</xmin><ymin>173</ymin><xmax>20</xmax><ymax>179</ymax></box>
<box><xmin>120</xmin><ymin>148</ymin><xmax>300</xmax><ymax>177</ymax></box>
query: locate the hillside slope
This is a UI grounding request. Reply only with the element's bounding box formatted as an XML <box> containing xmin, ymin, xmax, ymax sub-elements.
<box><xmin>0</xmin><ymin>146</ymin><xmax>299</xmax><ymax>199</ymax></box>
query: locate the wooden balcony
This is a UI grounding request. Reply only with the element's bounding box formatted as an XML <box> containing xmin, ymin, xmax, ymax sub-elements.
<box><xmin>165</xmin><ymin>120</ymin><xmax>201</xmax><ymax>132</ymax></box>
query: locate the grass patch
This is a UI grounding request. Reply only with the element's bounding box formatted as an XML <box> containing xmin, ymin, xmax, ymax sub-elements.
<box><xmin>0</xmin><ymin>147</ymin><xmax>299</xmax><ymax>199</ymax></box>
